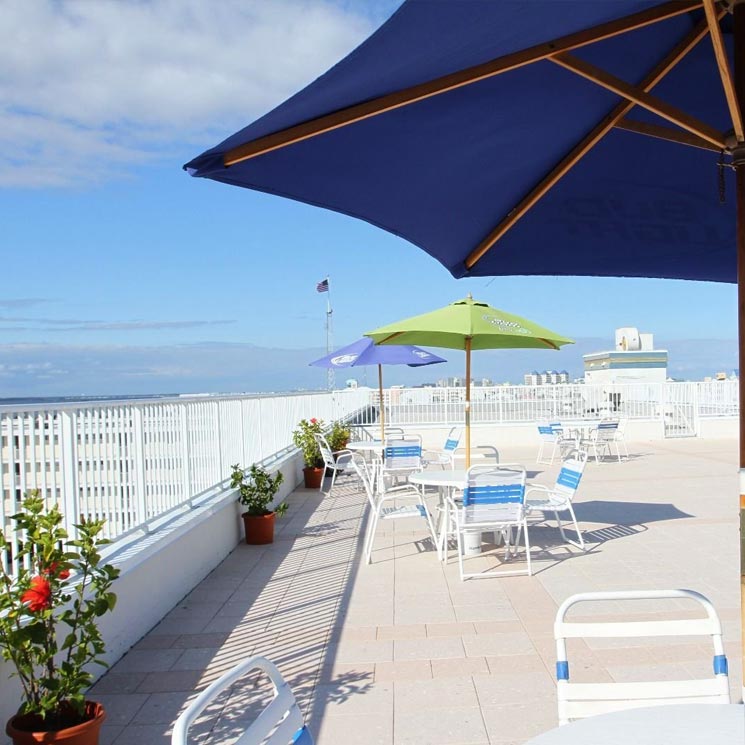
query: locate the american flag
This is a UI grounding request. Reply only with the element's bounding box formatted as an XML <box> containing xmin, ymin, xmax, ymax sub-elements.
<box><xmin>316</xmin><ymin>278</ymin><xmax>329</xmax><ymax>293</ymax></box>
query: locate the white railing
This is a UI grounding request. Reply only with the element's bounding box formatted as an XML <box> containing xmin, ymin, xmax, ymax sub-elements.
<box><xmin>354</xmin><ymin>381</ymin><xmax>738</xmax><ymax>427</ymax></box>
<box><xmin>0</xmin><ymin>381</ymin><xmax>737</xmax><ymax>577</ymax></box>
<box><xmin>0</xmin><ymin>389</ymin><xmax>371</xmax><ymax>575</ymax></box>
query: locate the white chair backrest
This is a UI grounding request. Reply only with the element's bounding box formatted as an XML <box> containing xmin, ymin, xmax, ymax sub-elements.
<box><xmin>171</xmin><ymin>655</ymin><xmax>312</xmax><ymax>745</ymax></box>
<box><xmin>554</xmin><ymin>451</ymin><xmax>588</xmax><ymax>500</ymax></box>
<box><xmin>554</xmin><ymin>589</ymin><xmax>730</xmax><ymax>725</ymax></box>
<box><xmin>594</xmin><ymin>420</ymin><xmax>619</xmax><ymax>441</ymax></box>
<box><xmin>383</xmin><ymin>436</ymin><xmax>422</xmax><ymax>473</ymax></box>
<box><xmin>462</xmin><ymin>465</ymin><xmax>526</xmax><ymax>524</ymax></box>
<box><xmin>444</xmin><ymin>426</ymin><xmax>464</xmax><ymax>453</ymax></box>
<box><xmin>538</xmin><ymin>421</ymin><xmax>562</xmax><ymax>442</ymax></box>
<box><xmin>314</xmin><ymin>433</ymin><xmax>336</xmax><ymax>467</ymax></box>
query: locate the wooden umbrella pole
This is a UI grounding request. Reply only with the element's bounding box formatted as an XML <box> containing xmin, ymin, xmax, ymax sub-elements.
<box><xmin>734</xmin><ymin>0</ymin><xmax>745</xmax><ymax>700</ymax></box>
<box><xmin>465</xmin><ymin>338</ymin><xmax>472</xmax><ymax>469</ymax></box>
<box><xmin>378</xmin><ymin>364</ymin><xmax>385</xmax><ymax>442</ymax></box>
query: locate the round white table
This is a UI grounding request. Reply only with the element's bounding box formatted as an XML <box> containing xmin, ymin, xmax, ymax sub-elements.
<box><xmin>525</xmin><ymin>704</ymin><xmax>744</xmax><ymax>745</ymax></box>
<box><xmin>346</xmin><ymin>440</ymin><xmax>384</xmax><ymax>454</ymax></box>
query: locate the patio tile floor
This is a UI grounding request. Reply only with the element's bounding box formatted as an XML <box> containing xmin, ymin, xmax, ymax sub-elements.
<box><xmin>82</xmin><ymin>438</ymin><xmax>740</xmax><ymax>745</ymax></box>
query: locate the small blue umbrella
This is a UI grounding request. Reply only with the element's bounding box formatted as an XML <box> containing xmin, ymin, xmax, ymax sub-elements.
<box><xmin>309</xmin><ymin>337</ymin><xmax>445</xmax><ymax>439</ymax></box>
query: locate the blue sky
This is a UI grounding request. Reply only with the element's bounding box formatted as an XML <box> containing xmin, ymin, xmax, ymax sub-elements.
<box><xmin>0</xmin><ymin>0</ymin><xmax>737</xmax><ymax>397</ymax></box>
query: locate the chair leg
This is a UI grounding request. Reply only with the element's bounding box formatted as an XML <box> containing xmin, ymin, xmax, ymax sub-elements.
<box><xmin>456</xmin><ymin>527</ymin><xmax>465</xmax><ymax>581</ymax></box>
<box><xmin>565</xmin><ymin>504</ymin><xmax>585</xmax><ymax>550</ymax></box>
<box><xmin>365</xmin><ymin>508</ymin><xmax>381</xmax><ymax>564</ymax></box>
<box><xmin>523</xmin><ymin>519</ymin><xmax>532</xmax><ymax>576</ymax></box>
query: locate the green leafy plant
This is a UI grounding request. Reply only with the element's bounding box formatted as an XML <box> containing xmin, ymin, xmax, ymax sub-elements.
<box><xmin>0</xmin><ymin>492</ymin><xmax>119</xmax><ymax>727</ymax></box>
<box><xmin>327</xmin><ymin>420</ymin><xmax>351</xmax><ymax>452</ymax></box>
<box><xmin>230</xmin><ymin>464</ymin><xmax>287</xmax><ymax>517</ymax></box>
<box><xmin>292</xmin><ymin>418</ymin><xmax>324</xmax><ymax>468</ymax></box>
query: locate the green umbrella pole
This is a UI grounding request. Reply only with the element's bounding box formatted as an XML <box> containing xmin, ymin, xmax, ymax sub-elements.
<box><xmin>378</xmin><ymin>364</ymin><xmax>385</xmax><ymax>442</ymax></box>
<box><xmin>465</xmin><ymin>338</ymin><xmax>472</xmax><ymax>469</ymax></box>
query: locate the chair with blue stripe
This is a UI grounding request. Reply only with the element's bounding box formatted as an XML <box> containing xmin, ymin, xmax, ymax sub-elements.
<box><xmin>381</xmin><ymin>435</ymin><xmax>424</xmax><ymax>487</ymax></box>
<box><xmin>585</xmin><ymin>419</ymin><xmax>622</xmax><ymax>463</ymax></box>
<box><xmin>448</xmin><ymin>465</ymin><xmax>530</xmax><ymax>580</ymax></box>
<box><xmin>536</xmin><ymin>421</ymin><xmax>569</xmax><ymax>465</ymax></box>
<box><xmin>423</xmin><ymin>426</ymin><xmax>464</xmax><ymax>469</ymax></box>
<box><xmin>171</xmin><ymin>655</ymin><xmax>313</xmax><ymax>745</ymax></box>
<box><xmin>526</xmin><ymin>450</ymin><xmax>588</xmax><ymax>549</ymax></box>
<box><xmin>352</xmin><ymin>449</ymin><xmax>435</xmax><ymax>564</ymax></box>
<box><xmin>554</xmin><ymin>589</ymin><xmax>730</xmax><ymax>725</ymax></box>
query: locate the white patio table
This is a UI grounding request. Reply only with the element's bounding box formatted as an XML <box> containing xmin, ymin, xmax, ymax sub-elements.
<box><xmin>524</xmin><ymin>704</ymin><xmax>744</xmax><ymax>745</ymax></box>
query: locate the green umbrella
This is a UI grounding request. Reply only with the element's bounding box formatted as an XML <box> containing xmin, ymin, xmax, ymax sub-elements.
<box><xmin>365</xmin><ymin>295</ymin><xmax>573</xmax><ymax>467</ymax></box>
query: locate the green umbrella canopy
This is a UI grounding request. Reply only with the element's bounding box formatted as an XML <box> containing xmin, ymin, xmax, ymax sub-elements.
<box><xmin>365</xmin><ymin>295</ymin><xmax>574</xmax><ymax>351</ymax></box>
<box><xmin>365</xmin><ymin>295</ymin><xmax>573</xmax><ymax>467</ymax></box>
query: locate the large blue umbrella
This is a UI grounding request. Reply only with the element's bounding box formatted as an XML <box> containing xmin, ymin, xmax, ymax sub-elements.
<box><xmin>309</xmin><ymin>337</ymin><xmax>445</xmax><ymax>439</ymax></box>
<box><xmin>186</xmin><ymin>0</ymin><xmax>745</xmax><ymax>666</ymax></box>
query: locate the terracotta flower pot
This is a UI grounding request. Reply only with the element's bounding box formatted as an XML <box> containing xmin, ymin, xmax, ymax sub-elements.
<box><xmin>6</xmin><ymin>701</ymin><xmax>105</xmax><ymax>745</ymax></box>
<box><xmin>302</xmin><ymin>466</ymin><xmax>324</xmax><ymax>489</ymax></box>
<box><xmin>242</xmin><ymin>511</ymin><xmax>275</xmax><ymax>545</ymax></box>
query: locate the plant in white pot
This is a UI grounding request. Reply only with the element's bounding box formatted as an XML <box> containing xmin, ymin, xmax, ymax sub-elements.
<box><xmin>230</xmin><ymin>464</ymin><xmax>287</xmax><ymax>545</ymax></box>
<box><xmin>0</xmin><ymin>492</ymin><xmax>119</xmax><ymax>745</ymax></box>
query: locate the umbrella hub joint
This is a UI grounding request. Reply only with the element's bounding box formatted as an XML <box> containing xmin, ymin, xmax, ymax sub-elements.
<box><xmin>732</xmin><ymin>143</ymin><xmax>745</xmax><ymax>168</ymax></box>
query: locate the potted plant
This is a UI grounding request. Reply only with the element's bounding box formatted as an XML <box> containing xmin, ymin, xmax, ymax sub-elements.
<box><xmin>0</xmin><ymin>492</ymin><xmax>119</xmax><ymax>745</ymax></box>
<box><xmin>292</xmin><ymin>418</ymin><xmax>325</xmax><ymax>488</ymax></box>
<box><xmin>230</xmin><ymin>464</ymin><xmax>287</xmax><ymax>545</ymax></box>
<box><xmin>327</xmin><ymin>420</ymin><xmax>352</xmax><ymax>456</ymax></box>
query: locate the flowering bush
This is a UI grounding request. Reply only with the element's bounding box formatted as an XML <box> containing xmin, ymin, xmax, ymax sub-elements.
<box><xmin>292</xmin><ymin>418</ymin><xmax>324</xmax><ymax>467</ymax></box>
<box><xmin>0</xmin><ymin>493</ymin><xmax>119</xmax><ymax>727</ymax></box>
<box><xmin>327</xmin><ymin>420</ymin><xmax>351</xmax><ymax>452</ymax></box>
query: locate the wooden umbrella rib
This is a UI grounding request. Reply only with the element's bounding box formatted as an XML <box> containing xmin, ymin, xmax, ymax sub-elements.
<box><xmin>465</xmin><ymin>18</ymin><xmax>711</xmax><ymax>270</ymax></box>
<box><xmin>703</xmin><ymin>0</ymin><xmax>745</xmax><ymax>141</ymax></box>
<box><xmin>223</xmin><ymin>0</ymin><xmax>701</xmax><ymax>167</ymax></box>
<box><xmin>550</xmin><ymin>53</ymin><xmax>727</xmax><ymax>148</ymax></box>
<box><xmin>614</xmin><ymin>117</ymin><xmax>722</xmax><ymax>151</ymax></box>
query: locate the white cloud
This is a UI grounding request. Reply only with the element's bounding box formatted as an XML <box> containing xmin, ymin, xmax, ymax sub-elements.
<box><xmin>0</xmin><ymin>0</ymin><xmax>378</xmax><ymax>187</ymax></box>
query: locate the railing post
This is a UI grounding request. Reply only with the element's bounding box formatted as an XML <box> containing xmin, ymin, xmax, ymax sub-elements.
<box><xmin>214</xmin><ymin>401</ymin><xmax>223</xmax><ymax>483</ymax></box>
<box><xmin>132</xmin><ymin>406</ymin><xmax>149</xmax><ymax>530</ymax></box>
<box><xmin>59</xmin><ymin>410</ymin><xmax>79</xmax><ymax>539</ymax></box>
<box><xmin>180</xmin><ymin>405</ymin><xmax>193</xmax><ymax>504</ymax></box>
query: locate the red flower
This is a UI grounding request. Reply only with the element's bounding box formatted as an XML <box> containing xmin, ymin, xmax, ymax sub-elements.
<box><xmin>21</xmin><ymin>576</ymin><xmax>52</xmax><ymax>612</ymax></box>
<box><xmin>310</xmin><ymin>418</ymin><xmax>317</xmax><ymax>424</ymax></box>
<box><xmin>42</xmin><ymin>562</ymin><xmax>70</xmax><ymax>580</ymax></box>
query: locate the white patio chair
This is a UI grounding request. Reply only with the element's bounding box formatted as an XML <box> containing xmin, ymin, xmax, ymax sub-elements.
<box><xmin>171</xmin><ymin>655</ymin><xmax>313</xmax><ymax>745</ymax></box>
<box><xmin>555</xmin><ymin>589</ymin><xmax>731</xmax><ymax>725</ymax></box>
<box><xmin>447</xmin><ymin>465</ymin><xmax>530</xmax><ymax>579</ymax></box>
<box><xmin>352</xmin><ymin>452</ymin><xmax>435</xmax><ymax>564</ymax></box>
<box><xmin>613</xmin><ymin>418</ymin><xmax>630</xmax><ymax>459</ymax></box>
<box><xmin>536</xmin><ymin>421</ymin><xmax>572</xmax><ymax>465</ymax></box>
<box><xmin>380</xmin><ymin>435</ymin><xmax>423</xmax><ymax>488</ymax></box>
<box><xmin>314</xmin><ymin>433</ymin><xmax>353</xmax><ymax>496</ymax></box>
<box><xmin>423</xmin><ymin>425</ymin><xmax>464</xmax><ymax>469</ymax></box>
<box><xmin>583</xmin><ymin>419</ymin><xmax>622</xmax><ymax>463</ymax></box>
<box><xmin>526</xmin><ymin>450</ymin><xmax>588</xmax><ymax>549</ymax></box>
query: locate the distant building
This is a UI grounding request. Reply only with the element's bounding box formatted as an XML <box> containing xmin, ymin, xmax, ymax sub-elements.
<box><xmin>523</xmin><ymin>370</ymin><xmax>569</xmax><ymax>385</ymax></box>
<box><xmin>584</xmin><ymin>327</ymin><xmax>667</xmax><ymax>384</ymax></box>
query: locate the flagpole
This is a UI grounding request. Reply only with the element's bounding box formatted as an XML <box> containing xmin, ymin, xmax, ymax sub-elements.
<box><xmin>325</xmin><ymin>277</ymin><xmax>334</xmax><ymax>391</ymax></box>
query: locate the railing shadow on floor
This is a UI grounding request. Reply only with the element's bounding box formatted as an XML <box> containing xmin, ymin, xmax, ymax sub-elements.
<box><xmin>90</xmin><ymin>471</ymin><xmax>373</xmax><ymax>742</ymax></box>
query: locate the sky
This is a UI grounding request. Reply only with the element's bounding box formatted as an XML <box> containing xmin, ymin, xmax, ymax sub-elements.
<box><xmin>0</xmin><ymin>0</ymin><xmax>738</xmax><ymax>398</ymax></box>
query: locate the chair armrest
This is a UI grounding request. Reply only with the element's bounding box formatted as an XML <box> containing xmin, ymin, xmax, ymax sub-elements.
<box><xmin>525</xmin><ymin>485</ymin><xmax>551</xmax><ymax>498</ymax></box>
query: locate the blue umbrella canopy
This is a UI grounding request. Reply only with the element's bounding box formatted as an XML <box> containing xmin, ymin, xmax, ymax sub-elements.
<box><xmin>185</xmin><ymin>0</ymin><xmax>740</xmax><ymax>283</ymax></box>
<box><xmin>309</xmin><ymin>337</ymin><xmax>445</xmax><ymax>368</ymax></box>
<box><xmin>309</xmin><ymin>337</ymin><xmax>445</xmax><ymax>440</ymax></box>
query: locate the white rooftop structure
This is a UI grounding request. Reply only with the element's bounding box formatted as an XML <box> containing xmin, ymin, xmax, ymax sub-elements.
<box><xmin>584</xmin><ymin>327</ymin><xmax>668</xmax><ymax>385</ymax></box>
